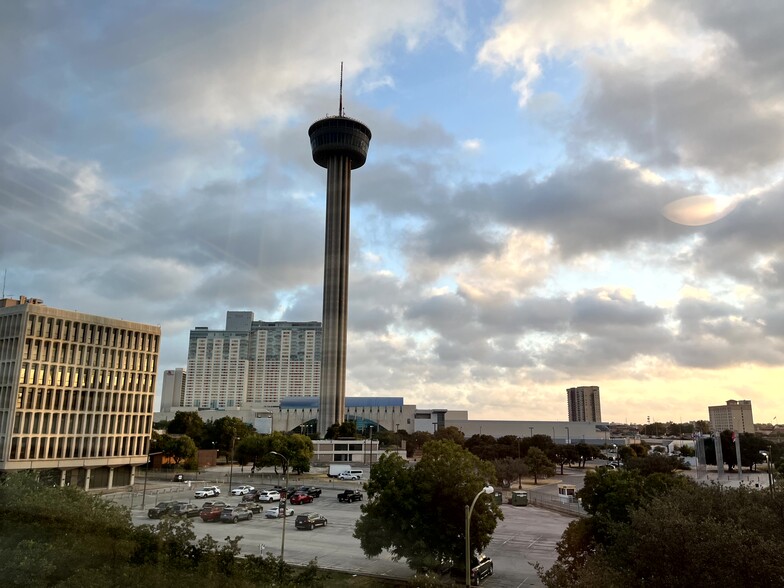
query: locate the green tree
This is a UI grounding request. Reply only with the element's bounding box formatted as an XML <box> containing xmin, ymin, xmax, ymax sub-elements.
<box><xmin>524</xmin><ymin>447</ymin><xmax>556</xmax><ymax>484</ymax></box>
<box><xmin>434</xmin><ymin>425</ymin><xmax>466</xmax><ymax>446</ymax></box>
<box><xmin>540</xmin><ymin>484</ymin><xmax>784</xmax><ymax>587</ymax></box>
<box><xmin>493</xmin><ymin>457</ymin><xmax>528</xmax><ymax>488</ymax></box>
<box><xmin>203</xmin><ymin>416</ymin><xmax>255</xmax><ymax>458</ymax></box>
<box><xmin>552</xmin><ymin>444</ymin><xmax>580</xmax><ymax>475</ymax></box>
<box><xmin>167</xmin><ymin>411</ymin><xmax>205</xmax><ymax>445</ymax></box>
<box><xmin>406</xmin><ymin>431</ymin><xmax>433</xmax><ymax>457</ymax></box>
<box><xmin>354</xmin><ymin>440</ymin><xmax>503</xmax><ymax>572</ymax></box>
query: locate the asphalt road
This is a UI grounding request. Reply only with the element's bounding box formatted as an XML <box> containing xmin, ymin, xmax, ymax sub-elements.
<box><xmin>126</xmin><ymin>480</ymin><xmax>573</xmax><ymax>587</ymax></box>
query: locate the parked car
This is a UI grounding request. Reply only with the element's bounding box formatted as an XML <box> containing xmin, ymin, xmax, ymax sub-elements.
<box><xmin>338</xmin><ymin>489</ymin><xmax>363</xmax><ymax>503</ymax></box>
<box><xmin>170</xmin><ymin>503</ymin><xmax>200</xmax><ymax>518</ymax></box>
<box><xmin>289</xmin><ymin>491</ymin><xmax>314</xmax><ymax>505</ymax></box>
<box><xmin>471</xmin><ymin>554</ymin><xmax>494</xmax><ymax>584</ymax></box>
<box><xmin>294</xmin><ymin>512</ymin><xmax>328</xmax><ymax>530</ymax></box>
<box><xmin>171</xmin><ymin>473</ymin><xmax>184</xmax><ymax>482</ymax></box>
<box><xmin>200</xmin><ymin>504</ymin><xmax>227</xmax><ymax>522</ymax></box>
<box><xmin>147</xmin><ymin>501</ymin><xmax>181</xmax><ymax>519</ymax></box>
<box><xmin>297</xmin><ymin>485</ymin><xmax>322</xmax><ymax>498</ymax></box>
<box><xmin>264</xmin><ymin>506</ymin><xmax>295</xmax><ymax>518</ymax></box>
<box><xmin>194</xmin><ymin>486</ymin><xmax>221</xmax><ymax>499</ymax></box>
<box><xmin>242</xmin><ymin>490</ymin><xmax>261</xmax><ymax>502</ymax></box>
<box><xmin>241</xmin><ymin>501</ymin><xmax>263</xmax><ymax>514</ymax></box>
<box><xmin>220</xmin><ymin>505</ymin><xmax>253</xmax><ymax>523</ymax></box>
<box><xmin>337</xmin><ymin>470</ymin><xmax>362</xmax><ymax>480</ymax></box>
<box><xmin>201</xmin><ymin>500</ymin><xmax>227</xmax><ymax>510</ymax></box>
<box><xmin>257</xmin><ymin>490</ymin><xmax>281</xmax><ymax>503</ymax></box>
<box><xmin>231</xmin><ymin>485</ymin><xmax>255</xmax><ymax>496</ymax></box>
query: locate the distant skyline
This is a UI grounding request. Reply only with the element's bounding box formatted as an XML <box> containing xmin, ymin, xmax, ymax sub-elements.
<box><xmin>2</xmin><ymin>1</ymin><xmax>783</xmax><ymax>424</ymax></box>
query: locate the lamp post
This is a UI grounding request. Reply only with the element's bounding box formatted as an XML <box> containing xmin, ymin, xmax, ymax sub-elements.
<box><xmin>761</xmin><ymin>449</ymin><xmax>774</xmax><ymax>495</ymax></box>
<box><xmin>368</xmin><ymin>426</ymin><xmax>375</xmax><ymax>467</ymax></box>
<box><xmin>465</xmin><ymin>484</ymin><xmax>494</xmax><ymax>587</ymax></box>
<box><xmin>529</xmin><ymin>426</ymin><xmax>534</xmax><ymax>438</ymax></box>
<box><xmin>140</xmin><ymin>451</ymin><xmax>162</xmax><ymax>509</ymax></box>
<box><xmin>269</xmin><ymin>451</ymin><xmax>289</xmax><ymax>559</ymax></box>
<box><xmin>228</xmin><ymin>436</ymin><xmax>239</xmax><ymax>494</ymax></box>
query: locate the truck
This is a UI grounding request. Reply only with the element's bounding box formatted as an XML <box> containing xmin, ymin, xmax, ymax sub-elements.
<box><xmin>338</xmin><ymin>489</ymin><xmax>363</xmax><ymax>502</ymax></box>
<box><xmin>328</xmin><ymin>464</ymin><xmax>352</xmax><ymax>478</ymax></box>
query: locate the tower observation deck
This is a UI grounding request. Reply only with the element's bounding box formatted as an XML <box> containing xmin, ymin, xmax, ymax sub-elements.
<box><xmin>309</xmin><ymin>114</ymin><xmax>372</xmax><ymax>435</ymax></box>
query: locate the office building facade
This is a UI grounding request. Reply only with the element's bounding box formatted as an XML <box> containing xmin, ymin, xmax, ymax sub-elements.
<box><xmin>709</xmin><ymin>399</ymin><xmax>755</xmax><ymax>433</ymax></box>
<box><xmin>183</xmin><ymin>312</ymin><xmax>321</xmax><ymax>409</ymax></box>
<box><xmin>0</xmin><ymin>296</ymin><xmax>160</xmax><ymax>489</ymax></box>
<box><xmin>567</xmin><ymin>385</ymin><xmax>602</xmax><ymax>422</ymax></box>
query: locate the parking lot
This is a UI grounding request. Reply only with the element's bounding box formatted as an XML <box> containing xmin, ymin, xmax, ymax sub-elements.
<box><xmin>121</xmin><ymin>478</ymin><xmax>573</xmax><ymax>586</ymax></box>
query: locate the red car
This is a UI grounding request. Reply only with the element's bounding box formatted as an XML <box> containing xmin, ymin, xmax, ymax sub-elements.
<box><xmin>289</xmin><ymin>491</ymin><xmax>314</xmax><ymax>505</ymax></box>
<box><xmin>200</xmin><ymin>504</ymin><xmax>226</xmax><ymax>522</ymax></box>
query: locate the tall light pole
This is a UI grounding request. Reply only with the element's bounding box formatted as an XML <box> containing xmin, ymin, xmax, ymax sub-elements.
<box><xmin>465</xmin><ymin>484</ymin><xmax>494</xmax><ymax>588</ymax></box>
<box><xmin>761</xmin><ymin>449</ymin><xmax>774</xmax><ymax>495</ymax></box>
<box><xmin>368</xmin><ymin>426</ymin><xmax>375</xmax><ymax>467</ymax></box>
<box><xmin>140</xmin><ymin>451</ymin><xmax>162</xmax><ymax>509</ymax></box>
<box><xmin>529</xmin><ymin>426</ymin><xmax>534</xmax><ymax>438</ymax></box>
<box><xmin>270</xmin><ymin>451</ymin><xmax>289</xmax><ymax>560</ymax></box>
<box><xmin>228</xmin><ymin>436</ymin><xmax>239</xmax><ymax>493</ymax></box>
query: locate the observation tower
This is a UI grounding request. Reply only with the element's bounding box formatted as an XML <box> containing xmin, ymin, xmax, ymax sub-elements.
<box><xmin>309</xmin><ymin>66</ymin><xmax>372</xmax><ymax>435</ymax></box>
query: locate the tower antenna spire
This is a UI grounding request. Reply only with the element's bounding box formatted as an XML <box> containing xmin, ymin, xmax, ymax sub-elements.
<box><xmin>339</xmin><ymin>62</ymin><xmax>344</xmax><ymax>116</ymax></box>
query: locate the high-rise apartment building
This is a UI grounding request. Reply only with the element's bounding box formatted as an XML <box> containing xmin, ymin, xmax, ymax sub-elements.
<box><xmin>183</xmin><ymin>311</ymin><xmax>321</xmax><ymax>409</ymax></box>
<box><xmin>160</xmin><ymin>368</ymin><xmax>186</xmax><ymax>412</ymax></box>
<box><xmin>0</xmin><ymin>296</ymin><xmax>160</xmax><ymax>489</ymax></box>
<box><xmin>709</xmin><ymin>399</ymin><xmax>755</xmax><ymax>433</ymax></box>
<box><xmin>567</xmin><ymin>386</ymin><xmax>602</xmax><ymax>422</ymax></box>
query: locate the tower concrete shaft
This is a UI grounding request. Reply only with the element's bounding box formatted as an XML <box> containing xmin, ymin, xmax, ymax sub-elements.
<box><xmin>309</xmin><ymin>116</ymin><xmax>371</xmax><ymax>435</ymax></box>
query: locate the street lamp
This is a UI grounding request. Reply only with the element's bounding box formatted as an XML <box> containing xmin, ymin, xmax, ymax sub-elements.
<box><xmin>529</xmin><ymin>426</ymin><xmax>534</xmax><ymax>438</ymax></box>
<box><xmin>140</xmin><ymin>450</ymin><xmax>162</xmax><ymax>509</ymax></box>
<box><xmin>760</xmin><ymin>449</ymin><xmax>774</xmax><ymax>495</ymax></box>
<box><xmin>465</xmin><ymin>484</ymin><xmax>494</xmax><ymax>587</ymax></box>
<box><xmin>228</xmin><ymin>436</ymin><xmax>240</xmax><ymax>493</ymax></box>
<box><xmin>269</xmin><ymin>451</ymin><xmax>289</xmax><ymax>560</ymax></box>
<box><xmin>368</xmin><ymin>426</ymin><xmax>375</xmax><ymax>467</ymax></box>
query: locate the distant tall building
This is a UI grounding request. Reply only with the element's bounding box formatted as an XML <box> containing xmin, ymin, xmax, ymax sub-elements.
<box><xmin>0</xmin><ymin>296</ymin><xmax>160</xmax><ymax>489</ymax></box>
<box><xmin>567</xmin><ymin>386</ymin><xmax>602</xmax><ymax>422</ymax></box>
<box><xmin>160</xmin><ymin>368</ymin><xmax>186</xmax><ymax>412</ymax></box>
<box><xmin>709</xmin><ymin>399</ymin><xmax>754</xmax><ymax>433</ymax></box>
<box><xmin>183</xmin><ymin>312</ymin><xmax>321</xmax><ymax>409</ymax></box>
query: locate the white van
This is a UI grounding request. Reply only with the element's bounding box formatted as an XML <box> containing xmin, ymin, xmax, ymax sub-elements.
<box><xmin>337</xmin><ymin>469</ymin><xmax>363</xmax><ymax>480</ymax></box>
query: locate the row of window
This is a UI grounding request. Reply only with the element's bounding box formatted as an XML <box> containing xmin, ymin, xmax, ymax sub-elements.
<box><xmin>16</xmin><ymin>387</ymin><xmax>152</xmax><ymax>413</ymax></box>
<box><xmin>25</xmin><ymin>315</ymin><xmax>159</xmax><ymax>352</ymax></box>
<box><xmin>18</xmin><ymin>364</ymin><xmax>156</xmax><ymax>393</ymax></box>
<box><xmin>23</xmin><ymin>339</ymin><xmax>157</xmax><ymax>372</ymax></box>
<box><xmin>8</xmin><ymin>433</ymin><xmax>148</xmax><ymax>461</ymax></box>
<box><xmin>13</xmin><ymin>409</ymin><xmax>149</xmax><ymax>437</ymax></box>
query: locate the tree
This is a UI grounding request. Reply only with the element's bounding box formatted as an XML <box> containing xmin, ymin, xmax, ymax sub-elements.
<box><xmin>552</xmin><ymin>444</ymin><xmax>580</xmax><ymax>475</ymax></box>
<box><xmin>493</xmin><ymin>457</ymin><xmax>528</xmax><ymax>488</ymax></box>
<box><xmin>540</xmin><ymin>484</ymin><xmax>784</xmax><ymax>587</ymax></box>
<box><xmin>406</xmin><ymin>431</ymin><xmax>433</xmax><ymax>457</ymax></box>
<box><xmin>434</xmin><ymin>425</ymin><xmax>466</xmax><ymax>446</ymax></box>
<box><xmin>239</xmin><ymin>431</ymin><xmax>314</xmax><ymax>475</ymax></box>
<box><xmin>354</xmin><ymin>440</ymin><xmax>503</xmax><ymax>572</ymax></box>
<box><xmin>524</xmin><ymin>447</ymin><xmax>555</xmax><ymax>484</ymax></box>
<box><xmin>203</xmin><ymin>416</ymin><xmax>255</xmax><ymax>457</ymax></box>
<box><xmin>150</xmin><ymin>432</ymin><xmax>197</xmax><ymax>467</ymax></box>
<box><xmin>167</xmin><ymin>411</ymin><xmax>205</xmax><ymax>445</ymax></box>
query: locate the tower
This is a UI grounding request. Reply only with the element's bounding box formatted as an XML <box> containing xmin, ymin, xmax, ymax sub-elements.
<box><xmin>309</xmin><ymin>66</ymin><xmax>372</xmax><ymax>435</ymax></box>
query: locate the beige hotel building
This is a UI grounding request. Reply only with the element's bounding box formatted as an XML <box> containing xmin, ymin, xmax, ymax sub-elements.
<box><xmin>0</xmin><ymin>296</ymin><xmax>160</xmax><ymax>490</ymax></box>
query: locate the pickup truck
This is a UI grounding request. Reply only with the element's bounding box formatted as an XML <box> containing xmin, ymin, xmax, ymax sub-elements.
<box><xmin>338</xmin><ymin>489</ymin><xmax>363</xmax><ymax>503</ymax></box>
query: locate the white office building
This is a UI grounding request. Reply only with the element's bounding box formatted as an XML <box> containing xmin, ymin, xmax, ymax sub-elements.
<box><xmin>709</xmin><ymin>399</ymin><xmax>755</xmax><ymax>433</ymax></box>
<box><xmin>183</xmin><ymin>312</ymin><xmax>321</xmax><ymax>409</ymax></box>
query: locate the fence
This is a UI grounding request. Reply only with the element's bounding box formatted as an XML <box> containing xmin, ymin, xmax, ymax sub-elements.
<box><xmin>525</xmin><ymin>489</ymin><xmax>586</xmax><ymax>517</ymax></box>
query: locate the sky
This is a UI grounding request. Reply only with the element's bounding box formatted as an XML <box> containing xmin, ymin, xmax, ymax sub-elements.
<box><xmin>2</xmin><ymin>0</ymin><xmax>783</xmax><ymax>426</ymax></box>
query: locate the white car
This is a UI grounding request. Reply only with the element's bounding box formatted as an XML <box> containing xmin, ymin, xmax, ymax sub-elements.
<box><xmin>194</xmin><ymin>486</ymin><xmax>221</xmax><ymax>499</ymax></box>
<box><xmin>231</xmin><ymin>485</ymin><xmax>255</xmax><ymax>496</ymax></box>
<box><xmin>257</xmin><ymin>490</ymin><xmax>281</xmax><ymax>503</ymax></box>
<box><xmin>264</xmin><ymin>506</ymin><xmax>294</xmax><ymax>519</ymax></box>
<box><xmin>337</xmin><ymin>471</ymin><xmax>360</xmax><ymax>480</ymax></box>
